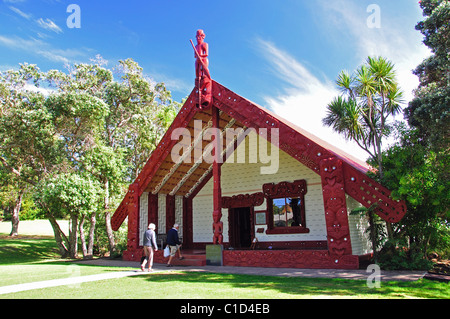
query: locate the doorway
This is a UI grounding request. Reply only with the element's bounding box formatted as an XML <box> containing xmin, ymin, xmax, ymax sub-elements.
<box><xmin>229</xmin><ymin>207</ymin><xmax>252</xmax><ymax>248</ymax></box>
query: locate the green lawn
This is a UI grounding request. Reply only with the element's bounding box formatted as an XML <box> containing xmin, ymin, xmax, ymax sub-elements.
<box><xmin>0</xmin><ymin>234</ymin><xmax>448</xmax><ymax>299</ymax></box>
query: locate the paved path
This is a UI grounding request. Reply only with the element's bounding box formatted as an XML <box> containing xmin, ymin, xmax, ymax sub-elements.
<box><xmin>0</xmin><ymin>259</ymin><xmax>426</xmax><ymax>295</ymax></box>
<box><xmin>77</xmin><ymin>258</ymin><xmax>427</xmax><ymax>281</ymax></box>
<box><xmin>0</xmin><ymin>269</ymin><xmax>154</xmax><ymax>295</ymax></box>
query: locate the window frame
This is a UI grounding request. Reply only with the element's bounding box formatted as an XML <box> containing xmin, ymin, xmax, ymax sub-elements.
<box><xmin>263</xmin><ymin>180</ymin><xmax>309</xmax><ymax>234</ymax></box>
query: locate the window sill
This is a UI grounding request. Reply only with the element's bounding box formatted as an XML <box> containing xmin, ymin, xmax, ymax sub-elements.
<box><xmin>265</xmin><ymin>227</ymin><xmax>310</xmax><ymax>234</ymax></box>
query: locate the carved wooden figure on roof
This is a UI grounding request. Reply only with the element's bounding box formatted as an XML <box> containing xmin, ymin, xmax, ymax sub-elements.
<box><xmin>191</xmin><ymin>29</ymin><xmax>212</xmax><ymax>109</ymax></box>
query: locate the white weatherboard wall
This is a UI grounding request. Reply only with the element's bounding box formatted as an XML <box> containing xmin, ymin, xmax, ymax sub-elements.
<box><xmin>347</xmin><ymin>195</ymin><xmax>372</xmax><ymax>255</ymax></box>
<box><xmin>193</xmin><ymin>132</ymin><xmax>327</xmax><ymax>244</ymax></box>
<box><xmin>192</xmin><ymin>132</ymin><xmax>372</xmax><ymax>254</ymax></box>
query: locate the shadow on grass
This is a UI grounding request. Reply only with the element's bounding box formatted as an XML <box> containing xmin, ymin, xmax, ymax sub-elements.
<box><xmin>135</xmin><ymin>271</ymin><xmax>449</xmax><ymax>299</ymax></box>
<box><xmin>0</xmin><ymin>235</ymin><xmax>61</xmax><ymax>265</ymax></box>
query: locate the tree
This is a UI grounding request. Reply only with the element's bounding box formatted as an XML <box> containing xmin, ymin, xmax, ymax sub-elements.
<box><xmin>376</xmin><ymin>123</ymin><xmax>449</xmax><ymax>266</ymax></box>
<box><xmin>0</xmin><ymin>64</ymin><xmax>62</xmax><ymax>236</ymax></box>
<box><xmin>36</xmin><ymin>173</ymin><xmax>102</xmax><ymax>259</ymax></box>
<box><xmin>1</xmin><ymin>58</ymin><xmax>179</xmax><ymax>257</ymax></box>
<box><xmin>405</xmin><ymin>0</ymin><xmax>450</xmax><ymax>150</ymax></box>
<box><xmin>47</xmin><ymin>57</ymin><xmax>179</xmax><ymax>256</ymax></box>
<box><xmin>323</xmin><ymin>56</ymin><xmax>404</xmax><ymax>182</ymax></box>
<box><xmin>323</xmin><ymin>57</ymin><xmax>404</xmax><ymax>240</ymax></box>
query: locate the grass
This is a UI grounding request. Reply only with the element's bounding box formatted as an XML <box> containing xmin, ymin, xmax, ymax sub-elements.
<box><xmin>2</xmin><ymin>269</ymin><xmax>449</xmax><ymax>299</ymax></box>
<box><xmin>0</xmin><ymin>232</ymin><xmax>449</xmax><ymax>299</ymax></box>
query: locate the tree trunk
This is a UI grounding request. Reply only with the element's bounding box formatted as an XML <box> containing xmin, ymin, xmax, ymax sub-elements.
<box><xmin>9</xmin><ymin>191</ymin><xmax>24</xmax><ymax>237</ymax></box>
<box><xmin>79</xmin><ymin>214</ymin><xmax>87</xmax><ymax>258</ymax></box>
<box><xmin>47</xmin><ymin>212</ymin><xmax>69</xmax><ymax>258</ymax></box>
<box><xmin>87</xmin><ymin>213</ymin><xmax>96</xmax><ymax>259</ymax></box>
<box><xmin>368</xmin><ymin>210</ymin><xmax>378</xmax><ymax>263</ymax></box>
<box><xmin>385</xmin><ymin>221</ymin><xmax>394</xmax><ymax>240</ymax></box>
<box><xmin>103</xmin><ymin>180</ymin><xmax>116</xmax><ymax>256</ymax></box>
<box><xmin>69</xmin><ymin>215</ymin><xmax>78</xmax><ymax>259</ymax></box>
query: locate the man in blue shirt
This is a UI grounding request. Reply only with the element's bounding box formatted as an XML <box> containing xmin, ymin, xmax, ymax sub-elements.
<box><xmin>166</xmin><ymin>223</ymin><xmax>184</xmax><ymax>267</ymax></box>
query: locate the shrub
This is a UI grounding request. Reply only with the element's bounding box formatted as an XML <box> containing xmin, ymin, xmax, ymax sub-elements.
<box><xmin>377</xmin><ymin>239</ymin><xmax>433</xmax><ymax>270</ymax></box>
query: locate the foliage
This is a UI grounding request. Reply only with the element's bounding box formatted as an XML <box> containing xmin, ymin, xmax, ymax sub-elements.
<box><xmin>375</xmin><ymin>123</ymin><xmax>450</xmax><ymax>266</ymax></box>
<box><xmin>323</xmin><ymin>56</ymin><xmax>403</xmax><ymax>181</ymax></box>
<box><xmin>35</xmin><ymin>172</ymin><xmax>102</xmax><ymax>258</ymax></box>
<box><xmin>377</xmin><ymin>238</ymin><xmax>434</xmax><ymax>271</ymax></box>
<box><xmin>37</xmin><ymin>173</ymin><xmax>101</xmax><ymax>219</ymax></box>
<box><xmin>404</xmin><ymin>0</ymin><xmax>449</xmax><ymax>150</ymax></box>
<box><xmin>0</xmin><ymin>58</ymin><xmax>179</xmax><ymax>255</ymax></box>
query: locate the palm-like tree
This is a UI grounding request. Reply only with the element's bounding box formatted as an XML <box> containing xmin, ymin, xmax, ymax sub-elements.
<box><xmin>323</xmin><ymin>56</ymin><xmax>404</xmax><ymax>181</ymax></box>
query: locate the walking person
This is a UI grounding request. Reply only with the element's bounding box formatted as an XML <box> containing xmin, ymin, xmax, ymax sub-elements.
<box><xmin>166</xmin><ymin>223</ymin><xmax>184</xmax><ymax>267</ymax></box>
<box><xmin>141</xmin><ymin>223</ymin><xmax>158</xmax><ymax>272</ymax></box>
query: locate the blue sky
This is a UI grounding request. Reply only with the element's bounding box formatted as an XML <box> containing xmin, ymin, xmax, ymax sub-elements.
<box><xmin>0</xmin><ymin>0</ymin><xmax>430</xmax><ymax>162</ymax></box>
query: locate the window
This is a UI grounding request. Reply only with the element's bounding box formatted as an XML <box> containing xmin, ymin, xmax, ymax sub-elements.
<box><xmin>263</xmin><ymin>180</ymin><xmax>309</xmax><ymax>234</ymax></box>
<box><xmin>272</xmin><ymin>197</ymin><xmax>303</xmax><ymax>227</ymax></box>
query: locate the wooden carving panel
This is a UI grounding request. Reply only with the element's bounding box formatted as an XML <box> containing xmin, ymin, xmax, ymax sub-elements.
<box><xmin>262</xmin><ymin>180</ymin><xmax>307</xmax><ymax>198</ymax></box>
<box><xmin>343</xmin><ymin>165</ymin><xmax>406</xmax><ymax>223</ymax></box>
<box><xmin>222</xmin><ymin>192</ymin><xmax>264</xmax><ymax>209</ymax></box>
<box><xmin>320</xmin><ymin>157</ymin><xmax>353</xmax><ymax>261</ymax></box>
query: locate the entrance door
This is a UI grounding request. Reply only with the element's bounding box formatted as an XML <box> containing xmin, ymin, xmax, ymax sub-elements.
<box><xmin>229</xmin><ymin>207</ymin><xmax>252</xmax><ymax>248</ymax></box>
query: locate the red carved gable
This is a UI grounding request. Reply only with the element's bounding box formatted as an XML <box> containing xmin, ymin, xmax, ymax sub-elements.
<box><xmin>111</xmin><ymin>80</ymin><xmax>406</xmax><ymax>231</ymax></box>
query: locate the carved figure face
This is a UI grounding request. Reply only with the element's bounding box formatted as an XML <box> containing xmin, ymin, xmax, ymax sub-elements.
<box><xmin>196</xmin><ymin>29</ymin><xmax>205</xmax><ymax>43</ymax></box>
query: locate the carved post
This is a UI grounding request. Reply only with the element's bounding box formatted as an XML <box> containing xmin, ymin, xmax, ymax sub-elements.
<box><xmin>125</xmin><ymin>182</ymin><xmax>140</xmax><ymax>259</ymax></box>
<box><xmin>212</xmin><ymin>106</ymin><xmax>223</xmax><ymax>244</ymax></box>
<box><xmin>320</xmin><ymin>157</ymin><xmax>353</xmax><ymax>264</ymax></box>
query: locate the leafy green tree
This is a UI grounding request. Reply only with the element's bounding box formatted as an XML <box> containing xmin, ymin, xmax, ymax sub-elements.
<box><xmin>405</xmin><ymin>0</ymin><xmax>449</xmax><ymax>150</ymax></box>
<box><xmin>0</xmin><ymin>64</ymin><xmax>62</xmax><ymax>235</ymax></box>
<box><xmin>47</xmin><ymin>58</ymin><xmax>179</xmax><ymax>255</ymax></box>
<box><xmin>377</xmin><ymin>124</ymin><xmax>449</xmax><ymax>262</ymax></box>
<box><xmin>36</xmin><ymin>173</ymin><xmax>102</xmax><ymax>259</ymax></box>
<box><xmin>1</xmin><ymin>58</ymin><xmax>179</xmax><ymax>257</ymax></box>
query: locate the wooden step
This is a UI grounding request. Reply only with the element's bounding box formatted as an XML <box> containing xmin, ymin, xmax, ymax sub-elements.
<box><xmin>153</xmin><ymin>250</ymin><xmax>206</xmax><ymax>266</ymax></box>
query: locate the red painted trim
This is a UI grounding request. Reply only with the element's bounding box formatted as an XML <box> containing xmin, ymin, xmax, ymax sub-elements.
<box><xmin>148</xmin><ymin>193</ymin><xmax>158</xmax><ymax>229</ymax></box>
<box><xmin>136</xmin><ymin>89</ymin><xmax>199</xmax><ymax>196</ymax></box>
<box><xmin>125</xmin><ymin>183</ymin><xmax>140</xmax><ymax>253</ymax></box>
<box><xmin>265</xmin><ymin>227</ymin><xmax>310</xmax><ymax>234</ymax></box>
<box><xmin>183</xmin><ymin>196</ymin><xmax>193</xmax><ymax>248</ymax></box>
<box><xmin>223</xmin><ymin>250</ymin><xmax>359</xmax><ymax>269</ymax></box>
<box><xmin>212</xmin><ymin>105</ymin><xmax>223</xmax><ymax>245</ymax></box>
<box><xmin>212</xmin><ymin>81</ymin><xmax>406</xmax><ymax>223</ymax></box>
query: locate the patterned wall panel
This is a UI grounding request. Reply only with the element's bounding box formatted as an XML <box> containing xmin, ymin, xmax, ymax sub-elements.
<box><xmin>138</xmin><ymin>192</ymin><xmax>149</xmax><ymax>246</ymax></box>
<box><xmin>158</xmin><ymin>193</ymin><xmax>166</xmax><ymax>234</ymax></box>
<box><xmin>175</xmin><ymin>195</ymin><xmax>183</xmax><ymax>238</ymax></box>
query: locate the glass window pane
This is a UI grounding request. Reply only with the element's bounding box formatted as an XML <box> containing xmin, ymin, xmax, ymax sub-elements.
<box><xmin>272</xmin><ymin>197</ymin><xmax>302</xmax><ymax>227</ymax></box>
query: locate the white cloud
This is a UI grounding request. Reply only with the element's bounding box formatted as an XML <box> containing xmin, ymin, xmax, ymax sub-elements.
<box><xmin>255</xmin><ymin>1</ymin><xmax>431</xmax><ymax>162</ymax></box>
<box><xmin>8</xmin><ymin>6</ymin><xmax>31</xmax><ymax>19</ymax></box>
<box><xmin>36</xmin><ymin>18</ymin><xmax>63</xmax><ymax>34</ymax></box>
<box><xmin>256</xmin><ymin>39</ymin><xmax>370</xmax><ymax>162</ymax></box>
<box><xmin>0</xmin><ymin>35</ymin><xmax>88</xmax><ymax>64</ymax></box>
<box><xmin>315</xmin><ymin>0</ymin><xmax>431</xmax><ymax>103</ymax></box>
